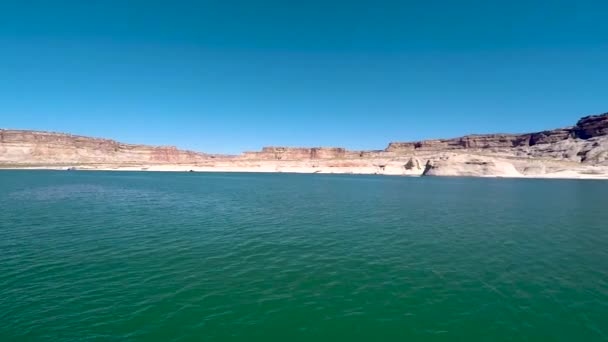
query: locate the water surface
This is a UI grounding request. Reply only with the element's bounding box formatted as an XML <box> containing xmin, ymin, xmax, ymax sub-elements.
<box><xmin>1</xmin><ymin>171</ymin><xmax>607</xmax><ymax>341</ymax></box>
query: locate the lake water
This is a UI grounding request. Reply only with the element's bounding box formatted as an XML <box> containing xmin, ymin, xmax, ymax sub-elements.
<box><xmin>1</xmin><ymin>171</ymin><xmax>607</xmax><ymax>341</ymax></box>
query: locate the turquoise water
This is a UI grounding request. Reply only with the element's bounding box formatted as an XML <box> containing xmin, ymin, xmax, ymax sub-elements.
<box><xmin>1</xmin><ymin>171</ymin><xmax>607</xmax><ymax>341</ymax></box>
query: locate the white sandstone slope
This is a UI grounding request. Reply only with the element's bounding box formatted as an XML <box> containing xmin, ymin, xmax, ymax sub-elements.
<box><xmin>422</xmin><ymin>154</ymin><xmax>522</xmax><ymax>178</ymax></box>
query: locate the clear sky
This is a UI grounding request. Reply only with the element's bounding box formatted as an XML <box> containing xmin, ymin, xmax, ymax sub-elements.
<box><xmin>1</xmin><ymin>0</ymin><xmax>607</xmax><ymax>154</ymax></box>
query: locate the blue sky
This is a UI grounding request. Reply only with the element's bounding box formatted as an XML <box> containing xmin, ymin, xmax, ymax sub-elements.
<box><xmin>1</xmin><ymin>0</ymin><xmax>607</xmax><ymax>154</ymax></box>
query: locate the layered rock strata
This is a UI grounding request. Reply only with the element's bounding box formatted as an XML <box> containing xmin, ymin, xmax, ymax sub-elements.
<box><xmin>387</xmin><ymin>112</ymin><xmax>607</xmax><ymax>153</ymax></box>
<box><xmin>0</xmin><ymin>130</ymin><xmax>210</xmax><ymax>165</ymax></box>
<box><xmin>1</xmin><ymin>112</ymin><xmax>607</xmax><ymax>178</ymax></box>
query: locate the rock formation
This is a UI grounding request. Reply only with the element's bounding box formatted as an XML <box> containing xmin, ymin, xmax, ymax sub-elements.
<box><xmin>574</xmin><ymin>113</ymin><xmax>608</xmax><ymax>139</ymax></box>
<box><xmin>387</xmin><ymin>112</ymin><xmax>608</xmax><ymax>153</ymax></box>
<box><xmin>1</xmin><ymin>112</ymin><xmax>607</xmax><ymax>178</ymax></box>
<box><xmin>242</xmin><ymin>147</ymin><xmax>349</xmax><ymax>160</ymax></box>
<box><xmin>422</xmin><ymin>155</ymin><xmax>522</xmax><ymax>177</ymax></box>
<box><xmin>0</xmin><ymin>130</ymin><xmax>210</xmax><ymax>165</ymax></box>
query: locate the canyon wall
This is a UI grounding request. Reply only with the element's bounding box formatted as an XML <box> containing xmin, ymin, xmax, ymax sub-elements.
<box><xmin>1</xmin><ymin>112</ymin><xmax>607</xmax><ymax>178</ymax></box>
<box><xmin>238</xmin><ymin>112</ymin><xmax>607</xmax><ymax>163</ymax></box>
<box><xmin>241</xmin><ymin>147</ymin><xmax>392</xmax><ymax>160</ymax></box>
<box><xmin>386</xmin><ymin>112</ymin><xmax>608</xmax><ymax>153</ymax></box>
<box><xmin>242</xmin><ymin>147</ymin><xmax>350</xmax><ymax>160</ymax></box>
<box><xmin>0</xmin><ymin>130</ymin><xmax>211</xmax><ymax>165</ymax></box>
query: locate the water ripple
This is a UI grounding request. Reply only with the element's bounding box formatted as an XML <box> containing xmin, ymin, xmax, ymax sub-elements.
<box><xmin>0</xmin><ymin>171</ymin><xmax>607</xmax><ymax>341</ymax></box>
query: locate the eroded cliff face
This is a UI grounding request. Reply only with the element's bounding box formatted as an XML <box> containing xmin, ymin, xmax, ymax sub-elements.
<box><xmin>387</xmin><ymin>112</ymin><xmax>608</xmax><ymax>153</ymax></box>
<box><xmin>574</xmin><ymin>113</ymin><xmax>608</xmax><ymax>139</ymax></box>
<box><xmin>237</xmin><ymin>112</ymin><xmax>607</xmax><ymax>164</ymax></box>
<box><xmin>1</xmin><ymin>112</ymin><xmax>607</xmax><ymax>178</ymax></box>
<box><xmin>0</xmin><ymin>130</ymin><xmax>210</xmax><ymax>165</ymax></box>
<box><xmin>386</xmin><ymin>134</ymin><xmax>531</xmax><ymax>152</ymax></box>
<box><xmin>242</xmin><ymin>147</ymin><xmax>350</xmax><ymax>160</ymax></box>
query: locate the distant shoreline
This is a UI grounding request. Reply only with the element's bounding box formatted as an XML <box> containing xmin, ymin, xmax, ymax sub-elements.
<box><xmin>2</xmin><ymin>164</ymin><xmax>607</xmax><ymax>180</ymax></box>
<box><xmin>2</xmin><ymin>112</ymin><xmax>607</xmax><ymax>179</ymax></box>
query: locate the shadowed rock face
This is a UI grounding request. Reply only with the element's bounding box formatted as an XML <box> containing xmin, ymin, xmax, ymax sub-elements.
<box><xmin>574</xmin><ymin>113</ymin><xmax>608</xmax><ymax>139</ymax></box>
<box><xmin>529</xmin><ymin>128</ymin><xmax>573</xmax><ymax>145</ymax></box>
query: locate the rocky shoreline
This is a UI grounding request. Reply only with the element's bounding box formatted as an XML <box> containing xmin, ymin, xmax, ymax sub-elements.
<box><xmin>1</xmin><ymin>112</ymin><xmax>607</xmax><ymax>179</ymax></box>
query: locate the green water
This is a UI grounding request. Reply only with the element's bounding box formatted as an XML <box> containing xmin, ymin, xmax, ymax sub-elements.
<box><xmin>1</xmin><ymin>171</ymin><xmax>607</xmax><ymax>341</ymax></box>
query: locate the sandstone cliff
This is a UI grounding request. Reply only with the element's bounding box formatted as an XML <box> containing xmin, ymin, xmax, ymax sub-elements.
<box><xmin>1</xmin><ymin>112</ymin><xmax>607</xmax><ymax>178</ymax></box>
<box><xmin>386</xmin><ymin>112</ymin><xmax>608</xmax><ymax>154</ymax></box>
<box><xmin>0</xmin><ymin>130</ymin><xmax>211</xmax><ymax>165</ymax></box>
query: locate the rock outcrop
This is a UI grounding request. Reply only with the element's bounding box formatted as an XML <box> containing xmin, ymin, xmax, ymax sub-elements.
<box><xmin>422</xmin><ymin>154</ymin><xmax>522</xmax><ymax>177</ymax></box>
<box><xmin>574</xmin><ymin>113</ymin><xmax>608</xmax><ymax>139</ymax></box>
